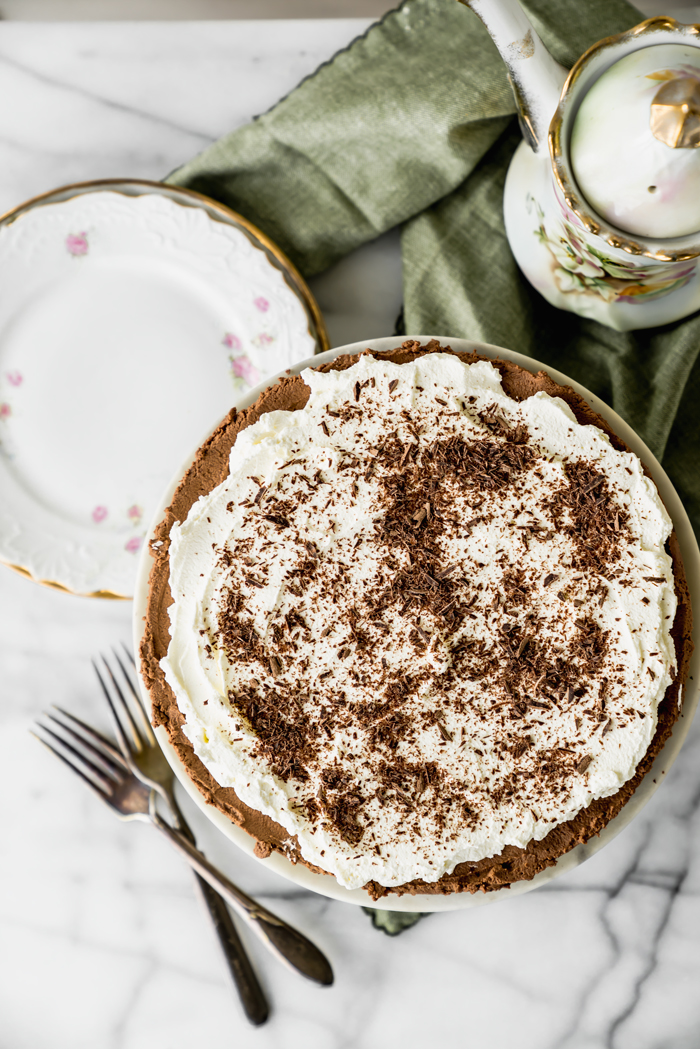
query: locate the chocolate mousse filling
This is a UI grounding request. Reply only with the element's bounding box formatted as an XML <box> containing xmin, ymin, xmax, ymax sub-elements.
<box><xmin>140</xmin><ymin>340</ymin><xmax>694</xmax><ymax>899</ymax></box>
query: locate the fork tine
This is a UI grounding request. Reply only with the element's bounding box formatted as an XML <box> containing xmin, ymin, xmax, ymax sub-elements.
<box><xmin>93</xmin><ymin>658</ymin><xmax>142</xmax><ymax>759</ymax></box>
<box><xmin>33</xmin><ymin>722</ymin><xmax>116</xmax><ymax>794</ymax></box>
<box><xmin>112</xmin><ymin>648</ymin><xmax>139</xmax><ymax>702</ymax></box>
<box><xmin>122</xmin><ymin>641</ymin><xmax>136</xmax><ymax>668</ymax></box>
<box><xmin>112</xmin><ymin>647</ymin><xmax>156</xmax><ymax>746</ymax></box>
<box><xmin>101</xmin><ymin>654</ymin><xmax>143</xmax><ymax>751</ymax></box>
<box><xmin>31</xmin><ymin>730</ymin><xmax>114</xmax><ymax>808</ymax></box>
<box><xmin>42</xmin><ymin>712</ymin><xmax>126</xmax><ymax>781</ymax></box>
<box><xmin>49</xmin><ymin>705</ymin><xmax>127</xmax><ymax>768</ymax></box>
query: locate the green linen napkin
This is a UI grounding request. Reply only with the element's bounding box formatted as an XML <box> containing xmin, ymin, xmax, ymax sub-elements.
<box><xmin>168</xmin><ymin>0</ymin><xmax>700</xmax><ymax>931</ymax></box>
<box><xmin>362</xmin><ymin>907</ymin><xmax>426</xmax><ymax>935</ymax></box>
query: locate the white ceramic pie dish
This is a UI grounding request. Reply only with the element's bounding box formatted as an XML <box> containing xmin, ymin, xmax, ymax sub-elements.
<box><xmin>133</xmin><ymin>335</ymin><xmax>700</xmax><ymax>911</ymax></box>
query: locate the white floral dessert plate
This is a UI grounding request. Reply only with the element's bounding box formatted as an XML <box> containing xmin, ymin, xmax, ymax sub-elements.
<box><xmin>133</xmin><ymin>336</ymin><xmax>700</xmax><ymax>911</ymax></box>
<box><xmin>0</xmin><ymin>179</ymin><xmax>326</xmax><ymax>598</ymax></box>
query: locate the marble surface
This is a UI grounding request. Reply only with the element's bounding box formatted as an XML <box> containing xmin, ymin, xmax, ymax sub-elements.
<box><xmin>1</xmin><ymin>18</ymin><xmax>700</xmax><ymax>1049</ymax></box>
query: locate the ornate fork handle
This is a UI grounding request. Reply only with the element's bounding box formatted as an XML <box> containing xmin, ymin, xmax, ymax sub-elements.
<box><xmin>157</xmin><ymin>786</ymin><xmax>268</xmax><ymax>1023</ymax></box>
<box><xmin>176</xmin><ymin>817</ymin><xmax>269</xmax><ymax>1023</ymax></box>
<box><xmin>150</xmin><ymin>807</ymin><xmax>333</xmax><ymax>987</ymax></box>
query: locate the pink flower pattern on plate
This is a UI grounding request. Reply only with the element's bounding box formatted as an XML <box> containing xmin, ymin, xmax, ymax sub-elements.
<box><xmin>125</xmin><ymin>536</ymin><xmax>143</xmax><ymax>554</ymax></box>
<box><xmin>223</xmin><ymin>332</ymin><xmax>242</xmax><ymax>351</ymax></box>
<box><xmin>66</xmin><ymin>232</ymin><xmax>89</xmax><ymax>257</ymax></box>
<box><xmin>127</xmin><ymin>504</ymin><xmax>143</xmax><ymax>521</ymax></box>
<box><xmin>254</xmin><ymin>296</ymin><xmax>270</xmax><ymax>313</ymax></box>
<box><xmin>6</xmin><ymin>371</ymin><xmax>22</xmax><ymax>387</ymax></box>
<box><xmin>92</xmin><ymin>505</ymin><xmax>108</xmax><ymax>523</ymax></box>
<box><xmin>230</xmin><ymin>354</ymin><xmax>260</xmax><ymax>386</ymax></box>
<box><xmin>252</xmin><ymin>332</ymin><xmax>274</xmax><ymax>349</ymax></box>
<box><xmin>0</xmin><ymin>403</ymin><xmax>11</xmax><ymax>420</ymax></box>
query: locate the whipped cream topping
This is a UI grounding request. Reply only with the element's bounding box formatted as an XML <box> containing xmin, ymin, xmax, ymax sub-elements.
<box><xmin>162</xmin><ymin>353</ymin><xmax>677</xmax><ymax>890</ymax></box>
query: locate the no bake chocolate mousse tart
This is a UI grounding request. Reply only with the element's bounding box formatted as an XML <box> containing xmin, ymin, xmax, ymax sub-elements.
<box><xmin>140</xmin><ymin>339</ymin><xmax>693</xmax><ymax>901</ymax></box>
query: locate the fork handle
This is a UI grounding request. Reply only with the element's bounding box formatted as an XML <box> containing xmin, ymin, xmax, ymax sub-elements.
<box><xmin>192</xmin><ymin>873</ymin><xmax>270</xmax><ymax>1024</ymax></box>
<box><xmin>168</xmin><ymin>801</ymin><xmax>269</xmax><ymax>1025</ymax></box>
<box><xmin>151</xmin><ymin>812</ymin><xmax>333</xmax><ymax>987</ymax></box>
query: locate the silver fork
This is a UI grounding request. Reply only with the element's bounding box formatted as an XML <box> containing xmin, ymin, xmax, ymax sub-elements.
<box><xmin>33</xmin><ymin>699</ymin><xmax>334</xmax><ymax>988</ymax></box>
<box><xmin>93</xmin><ymin>648</ymin><xmax>269</xmax><ymax>1025</ymax></box>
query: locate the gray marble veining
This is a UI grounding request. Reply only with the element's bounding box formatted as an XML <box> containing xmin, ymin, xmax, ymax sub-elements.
<box><xmin>0</xmin><ymin>19</ymin><xmax>699</xmax><ymax>1049</ymax></box>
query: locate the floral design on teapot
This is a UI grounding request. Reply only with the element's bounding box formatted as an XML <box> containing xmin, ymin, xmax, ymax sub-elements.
<box><xmin>530</xmin><ymin>198</ymin><xmax>696</xmax><ymax>305</ymax></box>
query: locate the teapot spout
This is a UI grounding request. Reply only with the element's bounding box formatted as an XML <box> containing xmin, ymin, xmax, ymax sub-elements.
<box><xmin>460</xmin><ymin>0</ymin><xmax>568</xmax><ymax>151</ymax></box>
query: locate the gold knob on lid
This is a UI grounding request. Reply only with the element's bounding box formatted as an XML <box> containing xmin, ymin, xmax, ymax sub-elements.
<box><xmin>650</xmin><ymin>76</ymin><xmax>700</xmax><ymax>148</ymax></box>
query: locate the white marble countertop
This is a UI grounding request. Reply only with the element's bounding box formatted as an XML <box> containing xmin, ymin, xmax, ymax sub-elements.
<box><xmin>1</xmin><ymin>19</ymin><xmax>700</xmax><ymax>1049</ymax></box>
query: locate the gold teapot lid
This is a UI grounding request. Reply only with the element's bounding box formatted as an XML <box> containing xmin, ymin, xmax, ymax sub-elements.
<box><xmin>570</xmin><ymin>45</ymin><xmax>700</xmax><ymax>239</ymax></box>
<box><xmin>650</xmin><ymin>76</ymin><xmax>700</xmax><ymax>148</ymax></box>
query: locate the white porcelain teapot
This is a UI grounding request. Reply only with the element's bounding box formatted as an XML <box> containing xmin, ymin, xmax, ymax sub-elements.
<box><xmin>464</xmin><ymin>0</ymin><xmax>700</xmax><ymax>330</ymax></box>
